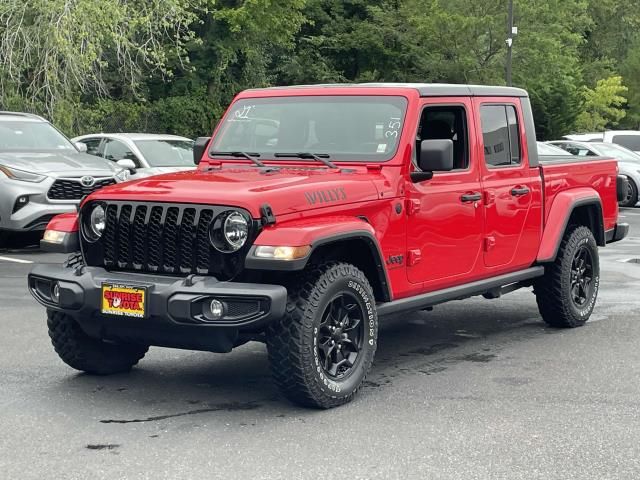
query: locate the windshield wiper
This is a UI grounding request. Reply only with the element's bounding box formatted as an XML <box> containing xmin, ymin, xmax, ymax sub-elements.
<box><xmin>274</xmin><ymin>152</ymin><xmax>339</xmax><ymax>169</ymax></box>
<box><xmin>209</xmin><ymin>151</ymin><xmax>265</xmax><ymax>168</ymax></box>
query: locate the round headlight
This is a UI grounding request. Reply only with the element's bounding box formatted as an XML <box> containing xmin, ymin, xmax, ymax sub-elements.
<box><xmin>210</xmin><ymin>210</ymin><xmax>249</xmax><ymax>252</ymax></box>
<box><xmin>86</xmin><ymin>204</ymin><xmax>106</xmax><ymax>241</ymax></box>
<box><xmin>223</xmin><ymin>212</ymin><xmax>249</xmax><ymax>251</ymax></box>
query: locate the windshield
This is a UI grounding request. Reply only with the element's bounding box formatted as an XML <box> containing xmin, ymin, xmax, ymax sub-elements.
<box><xmin>134</xmin><ymin>139</ymin><xmax>194</xmax><ymax>167</ymax></box>
<box><xmin>0</xmin><ymin>120</ymin><xmax>75</xmax><ymax>151</ymax></box>
<box><xmin>538</xmin><ymin>142</ymin><xmax>571</xmax><ymax>156</ymax></box>
<box><xmin>211</xmin><ymin>96</ymin><xmax>408</xmax><ymax>162</ymax></box>
<box><xmin>595</xmin><ymin>143</ymin><xmax>640</xmax><ymax>163</ymax></box>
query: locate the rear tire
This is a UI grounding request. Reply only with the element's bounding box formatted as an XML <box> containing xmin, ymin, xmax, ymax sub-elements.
<box><xmin>534</xmin><ymin>226</ymin><xmax>599</xmax><ymax>328</ymax></box>
<box><xmin>47</xmin><ymin>310</ymin><xmax>148</xmax><ymax>375</ymax></box>
<box><xmin>620</xmin><ymin>176</ymin><xmax>638</xmax><ymax>208</ymax></box>
<box><xmin>266</xmin><ymin>262</ymin><xmax>378</xmax><ymax>409</ymax></box>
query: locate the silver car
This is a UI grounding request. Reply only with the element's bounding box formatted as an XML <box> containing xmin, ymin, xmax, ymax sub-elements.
<box><xmin>0</xmin><ymin>112</ymin><xmax>129</xmax><ymax>246</ymax></box>
<box><xmin>548</xmin><ymin>140</ymin><xmax>640</xmax><ymax>208</ymax></box>
<box><xmin>72</xmin><ymin>133</ymin><xmax>195</xmax><ymax>179</ymax></box>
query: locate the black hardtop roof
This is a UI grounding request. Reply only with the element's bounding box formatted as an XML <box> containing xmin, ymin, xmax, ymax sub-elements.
<box><xmin>246</xmin><ymin>83</ymin><xmax>529</xmax><ymax>98</ymax></box>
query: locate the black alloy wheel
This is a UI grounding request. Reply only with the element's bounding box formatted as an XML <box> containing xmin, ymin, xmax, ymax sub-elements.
<box><xmin>316</xmin><ymin>293</ymin><xmax>365</xmax><ymax>379</ymax></box>
<box><xmin>570</xmin><ymin>245</ymin><xmax>595</xmax><ymax>307</ymax></box>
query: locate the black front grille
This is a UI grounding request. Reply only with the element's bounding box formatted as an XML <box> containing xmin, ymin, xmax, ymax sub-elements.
<box><xmin>82</xmin><ymin>202</ymin><xmax>255</xmax><ymax>279</ymax></box>
<box><xmin>48</xmin><ymin>178</ymin><xmax>116</xmax><ymax>200</ymax></box>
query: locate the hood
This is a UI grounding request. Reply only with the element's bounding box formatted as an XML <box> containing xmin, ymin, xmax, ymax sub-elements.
<box><xmin>0</xmin><ymin>150</ymin><xmax>122</xmax><ymax>176</ymax></box>
<box><xmin>87</xmin><ymin>166</ymin><xmax>380</xmax><ymax>217</ymax></box>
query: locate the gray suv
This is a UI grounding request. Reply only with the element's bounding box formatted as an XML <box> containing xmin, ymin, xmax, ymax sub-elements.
<box><xmin>0</xmin><ymin>112</ymin><xmax>129</xmax><ymax>246</ymax></box>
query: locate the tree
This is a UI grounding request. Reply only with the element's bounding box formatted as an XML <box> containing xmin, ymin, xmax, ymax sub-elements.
<box><xmin>0</xmin><ymin>0</ymin><xmax>211</xmax><ymax>130</ymax></box>
<box><xmin>575</xmin><ymin>76</ymin><xmax>628</xmax><ymax>131</ymax></box>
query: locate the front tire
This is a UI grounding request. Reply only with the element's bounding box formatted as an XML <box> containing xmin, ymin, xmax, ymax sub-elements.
<box><xmin>534</xmin><ymin>226</ymin><xmax>600</xmax><ymax>328</ymax></box>
<box><xmin>620</xmin><ymin>176</ymin><xmax>638</xmax><ymax>208</ymax></box>
<box><xmin>266</xmin><ymin>262</ymin><xmax>378</xmax><ymax>409</ymax></box>
<box><xmin>47</xmin><ymin>310</ymin><xmax>148</xmax><ymax>375</ymax></box>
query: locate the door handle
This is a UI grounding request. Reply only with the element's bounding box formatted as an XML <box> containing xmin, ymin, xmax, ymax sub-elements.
<box><xmin>510</xmin><ymin>186</ymin><xmax>530</xmax><ymax>196</ymax></box>
<box><xmin>460</xmin><ymin>192</ymin><xmax>482</xmax><ymax>203</ymax></box>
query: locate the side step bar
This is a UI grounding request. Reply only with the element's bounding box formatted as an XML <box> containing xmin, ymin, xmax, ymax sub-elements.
<box><xmin>377</xmin><ymin>266</ymin><xmax>544</xmax><ymax>317</ymax></box>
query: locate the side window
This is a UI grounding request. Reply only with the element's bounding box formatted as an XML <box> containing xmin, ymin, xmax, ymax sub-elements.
<box><xmin>80</xmin><ymin>138</ymin><xmax>102</xmax><ymax>156</ymax></box>
<box><xmin>103</xmin><ymin>139</ymin><xmax>141</xmax><ymax>167</ymax></box>
<box><xmin>480</xmin><ymin>105</ymin><xmax>521</xmax><ymax>167</ymax></box>
<box><xmin>416</xmin><ymin>105</ymin><xmax>469</xmax><ymax>170</ymax></box>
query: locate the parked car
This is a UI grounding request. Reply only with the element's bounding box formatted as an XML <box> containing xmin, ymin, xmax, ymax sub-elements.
<box><xmin>30</xmin><ymin>83</ymin><xmax>627</xmax><ymax>409</ymax></box>
<box><xmin>549</xmin><ymin>140</ymin><xmax>640</xmax><ymax>207</ymax></box>
<box><xmin>0</xmin><ymin>112</ymin><xmax>129</xmax><ymax>247</ymax></box>
<box><xmin>537</xmin><ymin>141</ymin><xmax>572</xmax><ymax>156</ymax></box>
<box><xmin>72</xmin><ymin>133</ymin><xmax>195</xmax><ymax>179</ymax></box>
<box><xmin>563</xmin><ymin>130</ymin><xmax>640</xmax><ymax>153</ymax></box>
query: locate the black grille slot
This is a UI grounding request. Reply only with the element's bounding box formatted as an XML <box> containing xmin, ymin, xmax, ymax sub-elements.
<box><xmin>48</xmin><ymin>178</ymin><xmax>116</xmax><ymax>200</ymax></box>
<box><xmin>83</xmin><ymin>202</ymin><xmax>253</xmax><ymax>279</ymax></box>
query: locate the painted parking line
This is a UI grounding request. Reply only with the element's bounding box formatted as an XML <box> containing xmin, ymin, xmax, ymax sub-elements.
<box><xmin>0</xmin><ymin>256</ymin><xmax>33</xmax><ymax>264</ymax></box>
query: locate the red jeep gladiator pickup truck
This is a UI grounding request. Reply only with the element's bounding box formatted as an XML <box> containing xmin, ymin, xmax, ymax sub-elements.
<box><xmin>29</xmin><ymin>83</ymin><xmax>628</xmax><ymax>408</ymax></box>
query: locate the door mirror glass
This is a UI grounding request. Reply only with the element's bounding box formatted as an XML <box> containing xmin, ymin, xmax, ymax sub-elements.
<box><xmin>418</xmin><ymin>139</ymin><xmax>454</xmax><ymax>172</ymax></box>
<box><xmin>193</xmin><ymin>137</ymin><xmax>211</xmax><ymax>164</ymax></box>
<box><xmin>75</xmin><ymin>142</ymin><xmax>88</xmax><ymax>153</ymax></box>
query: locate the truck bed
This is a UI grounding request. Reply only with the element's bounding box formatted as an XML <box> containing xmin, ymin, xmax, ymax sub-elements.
<box><xmin>539</xmin><ymin>156</ymin><xmax>619</xmax><ymax>232</ymax></box>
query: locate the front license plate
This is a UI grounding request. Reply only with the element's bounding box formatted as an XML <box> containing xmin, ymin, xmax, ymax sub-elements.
<box><xmin>101</xmin><ymin>283</ymin><xmax>147</xmax><ymax>318</ymax></box>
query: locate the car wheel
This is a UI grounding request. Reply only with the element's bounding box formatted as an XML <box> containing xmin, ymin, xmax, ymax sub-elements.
<box><xmin>534</xmin><ymin>226</ymin><xmax>599</xmax><ymax>328</ymax></box>
<box><xmin>619</xmin><ymin>176</ymin><xmax>638</xmax><ymax>208</ymax></box>
<box><xmin>47</xmin><ymin>309</ymin><xmax>148</xmax><ymax>375</ymax></box>
<box><xmin>266</xmin><ymin>262</ymin><xmax>378</xmax><ymax>408</ymax></box>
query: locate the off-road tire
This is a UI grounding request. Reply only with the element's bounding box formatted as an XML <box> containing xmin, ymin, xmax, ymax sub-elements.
<box><xmin>47</xmin><ymin>310</ymin><xmax>148</xmax><ymax>375</ymax></box>
<box><xmin>619</xmin><ymin>176</ymin><xmax>638</xmax><ymax>208</ymax></box>
<box><xmin>266</xmin><ymin>262</ymin><xmax>378</xmax><ymax>409</ymax></box>
<box><xmin>534</xmin><ymin>226</ymin><xmax>599</xmax><ymax>328</ymax></box>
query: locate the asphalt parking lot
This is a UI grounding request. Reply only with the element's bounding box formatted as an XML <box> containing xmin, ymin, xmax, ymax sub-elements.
<box><xmin>2</xmin><ymin>211</ymin><xmax>640</xmax><ymax>480</ymax></box>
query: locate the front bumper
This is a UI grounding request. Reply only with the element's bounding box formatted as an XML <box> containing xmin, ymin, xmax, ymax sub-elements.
<box><xmin>0</xmin><ymin>177</ymin><xmax>77</xmax><ymax>232</ymax></box>
<box><xmin>28</xmin><ymin>264</ymin><xmax>287</xmax><ymax>353</ymax></box>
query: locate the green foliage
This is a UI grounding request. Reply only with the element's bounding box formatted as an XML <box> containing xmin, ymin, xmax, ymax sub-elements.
<box><xmin>2</xmin><ymin>0</ymin><xmax>640</xmax><ymax>139</ymax></box>
<box><xmin>575</xmin><ymin>76</ymin><xmax>628</xmax><ymax>132</ymax></box>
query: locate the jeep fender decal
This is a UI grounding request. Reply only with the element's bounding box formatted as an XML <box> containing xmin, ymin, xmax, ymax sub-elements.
<box><xmin>304</xmin><ymin>188</ymin><xmax>347</xmax><ymax>205</ymax></box>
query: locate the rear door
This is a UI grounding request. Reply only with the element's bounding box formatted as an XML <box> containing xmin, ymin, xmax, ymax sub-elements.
<box><xmin>475</xmin><ymin>99</ymin><xmax>537</xmax><ymax>268</ymax></box>
<box><xmin>406</xmin><ymin>97</ymin><xmax>485</xmax><ymax>287</ymax></box>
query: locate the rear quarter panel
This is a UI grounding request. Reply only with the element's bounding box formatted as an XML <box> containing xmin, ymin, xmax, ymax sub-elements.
<box><xmin>540</xmin><ymin>158</ymin><xmax>618</xmax><ymax>232</ymax></box>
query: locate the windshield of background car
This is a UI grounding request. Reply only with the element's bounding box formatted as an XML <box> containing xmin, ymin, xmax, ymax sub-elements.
<box><xmin>211</xmin><ymin>96</ymin><xmax>409</xmax><ymax>161</ymax></box>
<box><xmin>600</xmin><ymin>141</ymin><xmax>640</xmax><ymax>162</ymax></box>
<box><xmin>611</xmin><ymin>134</ymin><xmax>640</xmax><ymax>152</ymax></box>
<box><xmin>0</xmin><ymin>120</ymin><xmax>75</xmax><ymax>151</ymax></box>
<box><xmin>134</xmin><ymin>140</ymin><xmax>195</xmax><ymax>167</ymax></box>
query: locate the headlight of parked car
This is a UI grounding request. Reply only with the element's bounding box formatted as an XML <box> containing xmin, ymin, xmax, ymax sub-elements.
<box><xmin>83</xmin><ymin>204</ymin><xmax>106</xmax><ymax>242</ymax></box>
<box><xmin>0</xmin><ymin>165</ymin><xmax>46</xmax><ymax>183</ymax></box>
<box><xmin>209</xmin><ymin>210</ymin><xmax>249</xmax><ymax>252</ymax></box>
<box><xmin>115</xmin><ymin>169</ymin><xmax>129</xmax><ymax>182</ymax></box>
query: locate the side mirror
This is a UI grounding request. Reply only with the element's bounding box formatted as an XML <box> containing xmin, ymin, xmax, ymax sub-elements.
<box><xmin>75</xmin><ymin>142</ymin><xmax>88</xmax><ymax>153</ymax></box>
<box><xmin>194</xmin><ymin>137</ymin><xmax>211</xmax><ymax>165</ymax></box>
<box><xmin>412</xmin><ymin>139</ymin><xmax>454</xmax><ymax>182</ymax></box>
<box><xmin>117</xmin><ymin>158</ymin><xmax>137</xmax><ymax>173</ymax></box>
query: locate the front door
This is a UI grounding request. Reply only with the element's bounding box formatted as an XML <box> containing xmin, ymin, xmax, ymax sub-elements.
<box><xmin>406</xmin><ymin>99</ymin><xmax>485</xmax><ymax>288</ymax></box>
<box><xmin>475</xmin><ymin>100</ymin><xmax>535</xmax><ymax>268</ymax></box>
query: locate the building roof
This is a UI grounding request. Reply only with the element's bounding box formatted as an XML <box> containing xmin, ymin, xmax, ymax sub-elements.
<box><xmin>245</xmin><ymin>83</ymin><xmax>529</xmax><ymax>98</ymax></box>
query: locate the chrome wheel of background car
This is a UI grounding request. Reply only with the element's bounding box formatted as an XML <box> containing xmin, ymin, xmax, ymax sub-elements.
<box><xmin>571</xmin><ymin>245</ymin><xmax>594</xmax><ymax>307</ymax></box>
<box><xmin>316</xmin><ymin>292</ymin><xmax>364</xmax><ymax>379</ymax></box>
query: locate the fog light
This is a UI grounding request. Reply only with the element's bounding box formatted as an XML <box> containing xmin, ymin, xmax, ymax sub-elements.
<box><xmin>205</xmin><ymin>299</ymin><xmax>224</xmax><ymax>321</ymax></box>
<box><xmin>51</xmin><ymin>282</ymin><xmax>60</xmax><ymax>304</ymax></box>
<box><xmin>12</xmin><ymin>195</ymin><xmax>29</xmax><ymax>213</ymax></box>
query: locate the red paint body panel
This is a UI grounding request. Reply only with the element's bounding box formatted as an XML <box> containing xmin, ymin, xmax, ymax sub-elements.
<box><xmin>73</xmin><ymin>85</ymin><xmax>622</xmax><ymax>302</ymax></box>
<box><xmin>46</xmin><ymin>213</ymin><xmax>79</xmax><ymax>233</ymax></box>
